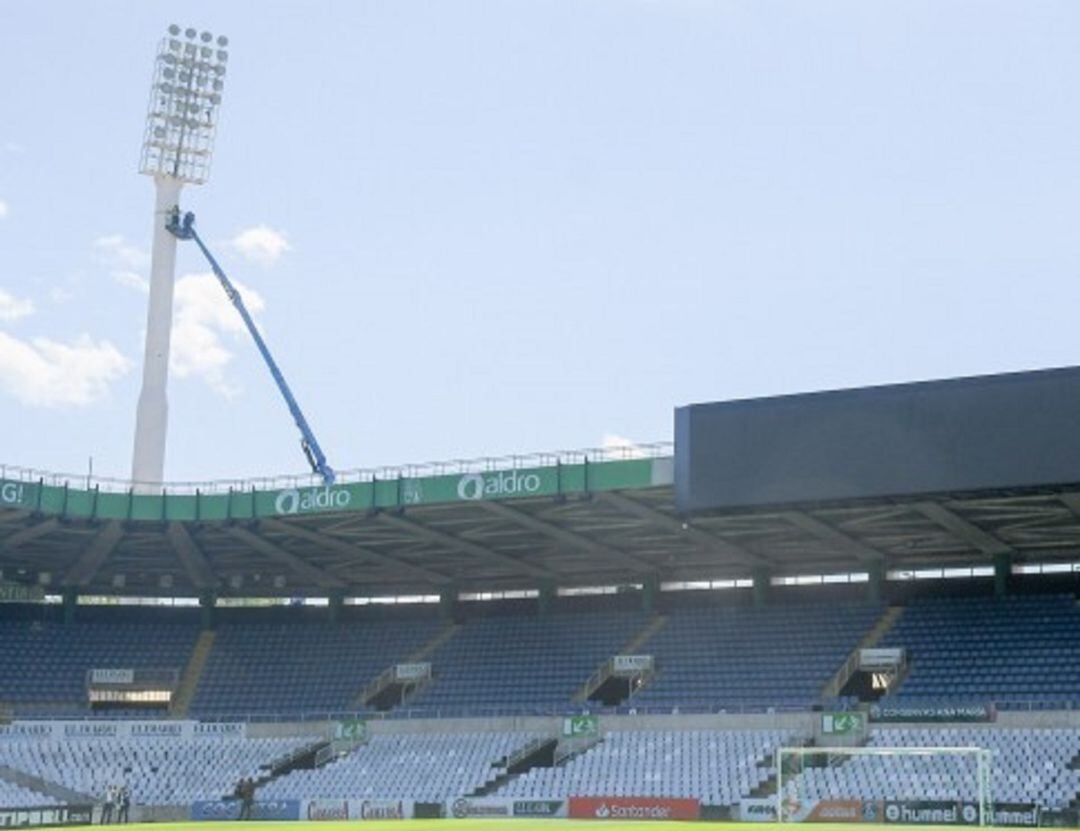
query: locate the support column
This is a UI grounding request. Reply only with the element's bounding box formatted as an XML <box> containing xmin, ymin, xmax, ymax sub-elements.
<box><xmin>993</xmin><ymin>551</ymin><xmax>1012</xmax><ymax>598</ymax></box>
<box><xmin>537</xmin><ymin>580</ymin><xmax>554</xmax><ymax>617</ymax></box>
<box><xmin>328</xmin><ymin>590</ymin><xmax>344</xmax><ymax>624</ymax></box>
<box><xmin>642</xmin><ymin>574</ymin><xmax>660</xmax><ymax>615</ymax></box>
<box><xmin>131</xmin><ymin>176</ymin><xmax>183</xmax><ymax>493</ymax></box>
<box><xmin>752</xmin><ymin>567</ymin><xmax>770</xmax><ymax>608</ymax></box>
<box><xmin>440</xmin><ymin>586</ymin><xmax>457</xmax><ymax>621</ymax></box>
<box><xmin>62</xmin><ymin>587</ymin><xmax>78</xmax><ymax>625</ymax></box>
<box><xmin>867</xmin><ymin>561</ymin><xmax>884</xmax><ymax>605</ymax></box>
<box><xmin>199</xmin><ymin>591</ymin><xmax>216</xmax><ymax>630</ymax></box>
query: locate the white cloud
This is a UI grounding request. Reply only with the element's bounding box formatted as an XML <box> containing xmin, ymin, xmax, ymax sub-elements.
<box><xmin>231</xmin><ymin>225</ymin><xmax>291</xmax><ymax>267</ymax></box>
<box><xmin>48</xmin><ymin>287</ymin><xmax>74</xmax><ymax>304</ymax></box>
<box><xmin>0</xmin><ymin>280</ymin><xmax>129</xmax><ymax>408</ymax></box>
<box><xmin>94</xmin><ymin>234</ymin><xmax>150</xmax><ymax>291</ymax></box>
<box><xmin>113</xmin><ymin>271</ymin><xmax>149</xmax><ymax>293</ymax></box>
<box><xmin>94</xmin><ymin>234</ymin><xmax>148</xmax><ymax>271</ymax></box>
<box><xmin>601</xmin><ymin>433</ymin><xmax>650</xmax><ymax>459</ymax></box>
<box><xmin>171</xmin><ymin>272</ymin><xmax>266</xmax><ymax>396</ymax></box>
<box><xmin>0</xmin><ymin>331</ymin><xmax>131</xmax><ymax>408</ymax></box>
<box><xmin>0</xmin><ymin>289</ymin><xmax>34</xmax><ymax>322</ymax></box>
<box><xmin>1</xmin><ymin>142</ymin><xmax>22</xmax><ymax>154</ymax></box>
<box><xmin>0</xmin><ymin>200</ymin><xmax>8</xmax><ymax>220</ymax></box>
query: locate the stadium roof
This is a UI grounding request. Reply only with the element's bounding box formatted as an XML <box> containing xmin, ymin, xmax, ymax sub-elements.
<box><xmin>2</xmin><ymin>441</ymin><xmax>1080</xmax><ymax>597</ymax></box>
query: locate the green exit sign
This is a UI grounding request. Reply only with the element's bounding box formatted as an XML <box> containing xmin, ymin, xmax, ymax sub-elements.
<box><xmin>822</xmin><ymin>712</ymin><xmax>865</xmax><ymax>735</ymax></box>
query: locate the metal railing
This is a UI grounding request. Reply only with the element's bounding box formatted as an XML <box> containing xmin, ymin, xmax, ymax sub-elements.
<box><xmin>0</xmin><ymin>441</ymin><xmax>672</xmax><ymax>496</ymax></box>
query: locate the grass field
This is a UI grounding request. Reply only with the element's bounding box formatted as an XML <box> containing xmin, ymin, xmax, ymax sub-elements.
<box><xmin>103</xmin><ymin>823</ymin><xmax>1079</xmax><ymax>831</ymax></box>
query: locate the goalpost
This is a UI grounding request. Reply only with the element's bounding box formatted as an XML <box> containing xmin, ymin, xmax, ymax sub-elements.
<box><xmin>775</xmin><ymin>746</ymin><xmax>994</xmax><ymax>826</ymax></box>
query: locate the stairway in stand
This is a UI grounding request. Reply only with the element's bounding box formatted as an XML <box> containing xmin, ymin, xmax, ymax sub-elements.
<box><xmin>169</xmin><ymin>630</ymin><xmax>216</xmax><ymax>717</ymax></box>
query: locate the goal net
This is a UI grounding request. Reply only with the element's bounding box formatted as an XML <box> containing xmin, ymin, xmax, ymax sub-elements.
<box><xmin>775</xmin><ymin>746</ymin><xmax>994</xmax><ymax>825</ymax></box>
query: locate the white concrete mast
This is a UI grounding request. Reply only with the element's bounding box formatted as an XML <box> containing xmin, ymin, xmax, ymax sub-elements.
<box><xmin>132</xmin><ymin>24</ymin><xmax>229</xmax><ymax>492</ymax></box>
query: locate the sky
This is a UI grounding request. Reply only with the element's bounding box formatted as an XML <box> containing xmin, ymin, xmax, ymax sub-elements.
<box><xmin>1</xmin><ymin>0</ymin><xmax>1079</xmax><ymax>485</ymax></box>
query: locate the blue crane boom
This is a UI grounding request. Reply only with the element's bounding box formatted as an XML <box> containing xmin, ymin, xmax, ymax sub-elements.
<box><xmin>166</xmin><ymin>210</ymin><xmax>336</xmax><ymax>485</ymax></box>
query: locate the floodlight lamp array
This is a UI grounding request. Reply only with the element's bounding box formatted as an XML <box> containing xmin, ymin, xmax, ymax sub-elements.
<box><xmin>139</xmin><ymin>24</ymin><xmax>229</xmax><ymax>185</ymax></box>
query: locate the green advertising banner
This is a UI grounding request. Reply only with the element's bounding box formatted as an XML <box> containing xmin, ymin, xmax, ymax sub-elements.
<box><xmin>0</xmin><ymin>482</ymin><xmax>33</xmax><ymax>511</ymax></box>
<box><xmin>562</xmin><ymin>715</ymin><xmax>599</xmax><ymax>738</ymax></box>
<box><xmin>821</xmin><ymin>711</ymin><xmax>865</xmax><ymax>735</ymax></box>
<box><xmin>0</xmin><ymin>457</ymin><xmax>665</xmax><ymax>523</ymax></box>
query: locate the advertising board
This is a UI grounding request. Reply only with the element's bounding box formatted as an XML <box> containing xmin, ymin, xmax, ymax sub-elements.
<box><xmin>393</xmin><ymin>663</ymin><xmax>431</xmax><ymax>682</ymax></box>
<box><xmin>859</xmin><ymin>648</ymin><xmax>905</xmax><ymax>669</ymax></box>
<box><xmin>785</xmin><ymin>799</ymin><xmax>881</xmax><ymax>823</ymax></box>
<box><xmin>0</xmin><ymin>805</ymin><xmax>93</xmax><ymax>828</ymax></box>
<box><xmin>739</xmin><ymin>798</ymin><xmax>778</xmax><ymax>822</ymax></box>
<box><xmin>448</xmin><ymin>798</ymin><xmax>512</xmax><ymax>819</ymax></box>
<box><xmin>301</xmin><ymin>799</ymin><xmax>412</xmax><ymax>821</ymax></box>
<box><xmin>190</xmin><ymin>800</ymin><xmax>300</xmax><ymax>821</ymax></box>
<box><xmin>568</xmin><ymin>796</ymin><xmax>700</xmax><ymax>821</ymax></box>
<box><xmin>883</xmin><ymin>801</ymin><xmax>980</xmax><ymax>825</ymax></box>
<box><xmin>512</xmin><ymin>800</ymin><xmax>565</xmax><ymax>817</ymax></box>
<box><xmin>869</xmin><ymin>704</ymin><xmax>995</xmax><ymax>723</ymax></box>
<box><xmin>612</xmin><ymin>655</ymin><xmax>654</xmax><ymax>674</ymax></box>
<box><xmin>89</xmin><ymin>669</ymin><xmax>135</xmax><ymax>685</ymax></box>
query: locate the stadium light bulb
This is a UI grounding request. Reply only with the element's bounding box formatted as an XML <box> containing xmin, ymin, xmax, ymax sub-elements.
<box><xmin>139</xmin><ymin>23</ymin><xmax>228</xmax><ymax>185</ymax></box>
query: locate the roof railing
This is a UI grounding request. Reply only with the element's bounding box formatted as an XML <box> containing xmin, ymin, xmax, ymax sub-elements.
<box><xmin>0</xmin><ymin>441</ymin><xmax>673</xmax><ymax>496</ymax></box>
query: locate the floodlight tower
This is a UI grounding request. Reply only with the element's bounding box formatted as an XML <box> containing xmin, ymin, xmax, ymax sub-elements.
<box><xmin>131</xmin><ymin>25</ymin><xmax>228</xmax><ymax>492</ymax></box>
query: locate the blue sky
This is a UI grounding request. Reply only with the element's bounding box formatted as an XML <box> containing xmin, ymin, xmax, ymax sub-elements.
<box><xmin>1</xmin><ymin>0</ymin><xmax>1079</xmax><ymax>483</ymax></box>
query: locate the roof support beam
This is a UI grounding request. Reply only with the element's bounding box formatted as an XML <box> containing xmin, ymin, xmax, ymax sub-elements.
<box><xmin>376</xmin><ymin>512</ymin><xmax>554</xmax><ymax>580</ymax></box>
<box><xmin>260</xmin><ymin>518</ymin><xmax>452</xmax><ymax>586</ymax></box>
<box><xmin>1</xmin><ymin>518</ymin><xmax>59</xmax><ymax>550</ymax></box>
<box><xmin>783</xmin><ymin>512</ymin><xmax>884</xmax><ymax>564</ymax></box>
<box><xmin>910</xmin><ymin>502</ymin><xmax>1014</xmax><ymax>556</ymax></box>
<box><xmin>1054</xmin><ymin>492</ymin><xmax>1080</xmax><ymax>524</ymax></box>
<box><xmin>478</xmin><ymin>501</ymin><xmax>656</xmax><ymax>573</ymax></box>
<box><xmin>61</xmin><ymin>521</ymin><xmax>124</xmax><ymax>587</ymax></box>
<box><xmin>597</xmin><ymin>491</ymin><xmax>772</xmax><ymax>568</ymax></box>
<box><xmin>225</xmin><ymin>525</ymin><xmax>347</xmax><ymax>590</ymax></box>
<box><xmin>166</xmin><ymin>522</ymin><xmax>218</xmax><ymax>590</ymax></box>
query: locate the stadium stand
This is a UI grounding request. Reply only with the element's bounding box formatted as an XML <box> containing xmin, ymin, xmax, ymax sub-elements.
<box><xmin>404</xmin><ymin>611</ymin><xmax>647</xmax><ymax>715</ymax></box>
<box><xmin>631</xmin><ymin>603</ymin><xmax>883</xmax><ymax>711</ymax></box>
<box><xmin>261</xmin><ymin>732</ymin><xmax>541</xmax><ymax>801</ymax></box>
<box><xmin>0</xmin><ymin>592</ymin><xmax>1075</xmax><ymax>722</ymax></box>
<box><xmin>879</xmin><ymin>594</ymin><xmax>1080</xmax><ymax>707</ymax></box>
<box><xmin>780</xmin><ymin>727</ymin><xmax>1080</xmax><ymax>812</ymax></box>
<box><xmin>190</xmin><ymin>618</ymin><xmax>442</xmax><ymax>715</ymax></box>
<box><xmin>499</xmin><ymin>728</ymin><xmax>795</xmax><ymax>806</ymax></box>
<box><xmin>0</xmin><ymin>622</ymin><xmax>199</xmax><ymax>714</ymax></box>
<box><xmin>0</xmin><ymin>734</ymin><xmax>314</xmax><ymax>806</ymax></box>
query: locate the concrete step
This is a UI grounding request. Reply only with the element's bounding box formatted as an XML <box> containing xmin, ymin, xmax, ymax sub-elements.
<box><xmin>0</xmin><ymin>763</ymin><xmax>93</xmax><ymax>805</ymax></box>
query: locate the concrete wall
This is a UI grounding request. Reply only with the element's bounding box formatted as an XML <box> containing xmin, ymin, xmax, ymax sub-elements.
<box><xmin>247</xmin><ymin>708</ymin><xmax>1079</xmax><ymax>739</ymax></box>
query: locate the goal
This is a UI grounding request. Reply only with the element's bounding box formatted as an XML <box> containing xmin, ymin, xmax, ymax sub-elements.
<box><xmin>775</xmin><ymin>746</ymin><xmax>994</xmax><ymax>825</ymax></box>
